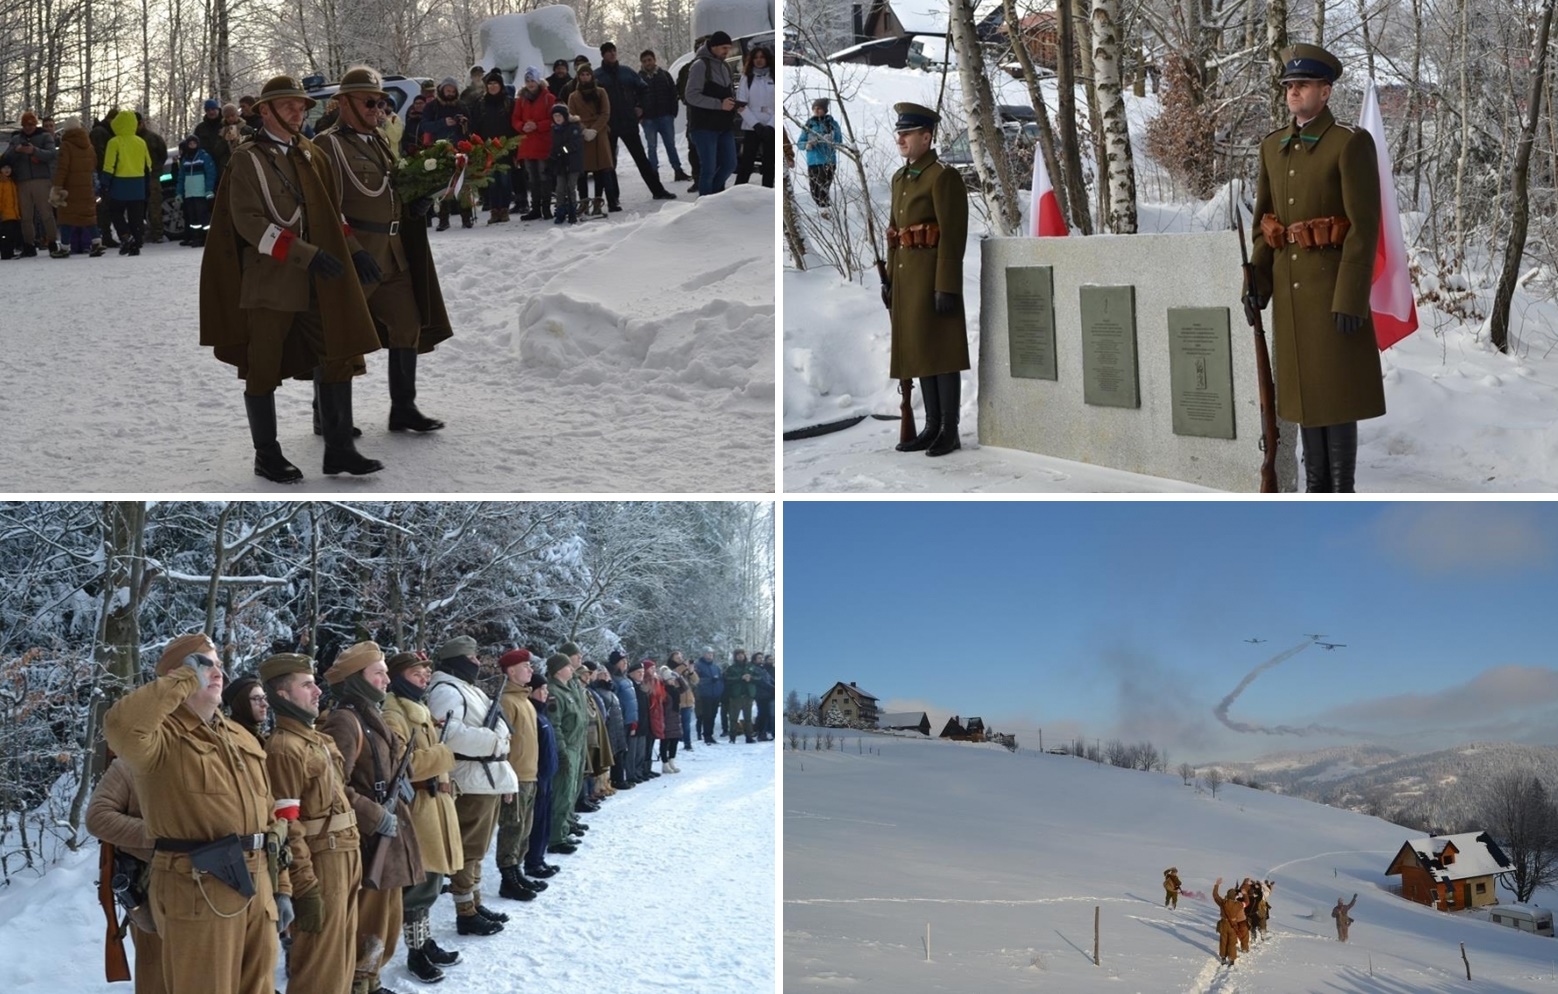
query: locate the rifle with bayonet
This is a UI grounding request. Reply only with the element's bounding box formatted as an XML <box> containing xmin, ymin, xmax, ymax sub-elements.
<box><xmin>1233</xmin><ymin>195</ymin><xmax>1280</xmax><ymax>493</ymax></box>
<box><xmin>876</xmin><ymin>254</ymin><xmax>917</xmax><ymax>444</ymax></box>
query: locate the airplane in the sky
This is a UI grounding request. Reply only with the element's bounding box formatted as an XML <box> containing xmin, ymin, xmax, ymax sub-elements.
<box><xmin>1304</xmin><ymin>633</ymin><xmax>1325</xmax><ymax>640</ymax></box>
<box><xmin>1244</xmin><ymin>638</ymin><xmax>1266</xmax><ymax>644</ymax></box>
<box><xmin>1316</xmin><ymin>642</ymin><xmax>1346</xmax><ymax>651</ymax></box>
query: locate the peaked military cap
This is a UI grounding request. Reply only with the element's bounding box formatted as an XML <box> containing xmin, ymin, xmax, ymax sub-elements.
<box><xmin>893</xmin><ymin>102</ymin><xmax>939</xmax><ymax>133</ymax></box>
<box><xmin>1278</xmin><ymin>44</ymin><xmax>1342</xmax><ymax>84</ymax></box>
<box><xmin>254</xmin><ymin>75</ymin><xmax>318</xmax><ymax>109</ymax></box>
<box><xmin>337</xmin><ymin>65</ymin><xmax>388</xmax><ymax>98</ymax></box>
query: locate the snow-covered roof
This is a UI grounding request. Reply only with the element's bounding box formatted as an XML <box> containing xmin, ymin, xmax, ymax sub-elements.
<box><xmin>1399</xmin><ymin>832</ymin><xmax>1513</xmax><ymax>882</ymax></box>
<box><xmin>825</xmin><ymin>681</ymin><xmax>879</xmax><ymax>703</ymax></box>
<box><xmin>879</xmin><ymin>711</ymin><xmax>928</xmax><ymax>727</ymax></box>
<box><xmin>883</xmin><ymin>0</ymin><xmax>1006</xmax><ymax>35</ymax></box>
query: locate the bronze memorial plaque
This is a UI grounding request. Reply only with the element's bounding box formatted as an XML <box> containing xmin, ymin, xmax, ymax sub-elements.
<box><xmin>1167</xmin><ymin>307</ymin><xmax>1236</xmax><ymax>439</ymax></box>
<box><xmin>1006</xmin><ymin>266</ymin><xmax>1057</xmax><ymax>380</ymax></box>
<box><xmin>1080</xmin><ymin>285</ymin><xmax>1139</xmax><ymax>408</ymax></box>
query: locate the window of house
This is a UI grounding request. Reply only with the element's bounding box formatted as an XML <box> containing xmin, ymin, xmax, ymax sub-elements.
<box><xmin>1446</xmin><ymin>888</ymin><xmax>1457</xmax><ymax>907</ymax></box>
<box><xmin>1443</xmin><ymin>851</ymin><xmax>1455</xmax><ymax>864</ymax></box>
<box><xmin>1476</xmin><ymin>882</ymin><xmax>1486</xmax><ymax>895</ymax></box>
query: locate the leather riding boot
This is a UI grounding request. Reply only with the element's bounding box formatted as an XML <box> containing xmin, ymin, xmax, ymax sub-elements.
<box><xmin>313</xmin><ymin>376</ymin><xmax>361</xmax><ymax>437</ymax></box>
<box><xmin>388</xmin><ymin>348</ymin><xmax>446</xmax><ymax>432</ymax></box>
<box><xmin>896</xmin><ymin>375</ymin><xmax>942</xmax><ymax>451</ymax></box>
<box><xmin>1326</xmin><ymin>421</ymin><xmax>1359</xmax><ymax>492</ymax></box>
<box><xmin>927</xmin><ymin>372</ymin><xmax>962</xmax><ymax>456</ymax></box>
<box><xmin>317</xmin><ymin>373</ymin><xmax>385</xmax><ymax>476</ymax></box>
<box><xmin>244</xmin><ymin>393</ymin><xmax>303</xmax><ymax>483</ymax></box>
<box><xmin>435</xmin><ymin>203</ymin><xmax>450</xmax><ymax>231</ymax></box>
<box><xmin>1300</xmin><ymin>426</ymin><xmax>1333</xmax><ymax>493</ymax></box>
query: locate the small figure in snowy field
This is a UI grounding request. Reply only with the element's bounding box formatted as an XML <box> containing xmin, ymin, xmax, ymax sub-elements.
<box><xmin>1332</xmin><ymin>893</ymin><xmax>1357</xmax><ymax>941</ymax></box>
<box><xmin>885</xmin><ymin>102</ymin><xmax>969</xmax><ymax>457</ymax></box>
<box><xmin>548</xmin><ymin>103</ymin><xmax>585</xmax><ymax>225</ymax></box>
<box><xmin>1213</xmin><ymin>876</ymin><xmax>1247</xmax><ymax>964</ymax></box>
<box><xmin>795</xmin><ymin>98</ymin><xmax>841</xmax><ymax>209</ymax></box>
<box><xmin>1246</xmin><ymin>43</ymin><xmax>1383</xmax><ymax>492</ymax></box>
<box><xmin>1163</xmin><ymin>867</ymin><xmax>1181</xmax><ymax>908</ymax></box>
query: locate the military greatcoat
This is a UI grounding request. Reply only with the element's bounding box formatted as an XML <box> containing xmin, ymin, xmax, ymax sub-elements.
<box><xmin>887</xmin><ymin>149</ymin><xmax>970</xmax><ymax>380</ymax></box>
<box><xmin>382</xmin><ymin>691</ymin><xmax>462</xmax><ymax>876</ymax></box>
<box><xmin>1251</xmin><ymin>106</ymin><xmax>1384</xmax><ymax>427</ymax></box>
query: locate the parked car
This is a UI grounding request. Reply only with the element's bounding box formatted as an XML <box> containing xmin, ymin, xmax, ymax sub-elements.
<box><xmin>940</xmin><ymin>104</ymin><xmax>1040</xmax><ymax>191</ymax></box>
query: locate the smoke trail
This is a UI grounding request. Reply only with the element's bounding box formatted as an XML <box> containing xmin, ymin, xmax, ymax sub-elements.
<box><xmin>1213</xmin><ymin>640</ymin><xmax>1362</xmax><ymax>736</ymax></box>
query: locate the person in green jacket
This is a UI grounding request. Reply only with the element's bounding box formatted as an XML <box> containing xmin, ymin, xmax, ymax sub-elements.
<box><xmin>545</xmin><ymin>651</ymin><xmax>587</xmax><ymax>852</ymax></box>
<box><xmin>724</xmin><ymin>650</ymin><xmax>758</xmax><ymax>743</ymax></box>
<box><xmin>101</xmin><ymin>109</ymin><xmax>154</xmax><ymax>254</ymax></box>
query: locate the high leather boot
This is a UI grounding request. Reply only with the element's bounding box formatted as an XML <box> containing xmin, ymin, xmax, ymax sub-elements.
<box><xmin>896</xmin><ymin>375</ymin><xmax>942</xmax><ymax>451</ymax></box>
<box><xmin>388</xmin><ymin>348</ymin><xmax>446</xmax><ymax>432</ymax></box>
<box><xmin>927</xmin><ymin>372</ymin><xmax>962</xmax><ymax>456</ymax></box>
<box><xmin>243</xmin><ymin>393</ymin><xmax>303</xmax><ymax>483</ymax></box>
<box><xmin>460</xmin><ymin>207</ymin><xmax>474</xmax><ymax>228</ymax></box>
<box><xmin>317</xmin><ymin>372</ymin><xmax>384</xmax><ymax>475</ymax></box>
<box><xmin>312</xmin><ymin>376</ymin><xmax>361</xmax><ymax>436</ymax></box>
<box><xmin>436</xmin><ymin>203</ymin><xmax>450</xmax><ymax>231</ymax></box>
<box><xmin>1326</xmin><ymin>421</ymin><xmax>1359</xmax><ymax>492</ymax></box>
<box><xmin>1300</xmin><ymin>426</ymin><xmax>1333</xmax><ymax>493</ymax></box>
<box><xmin>541</xmin><ymin>197</ymin><xmax>553</xmax><ymax>219</ymax></box>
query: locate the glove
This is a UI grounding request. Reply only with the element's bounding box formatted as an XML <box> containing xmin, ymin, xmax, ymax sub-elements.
<box><xmin>628</xmin><ymin>722</ymin><xmax>637</xmax><ymax>734</ymax></box>
<box><xmin>583</xmin><ymin>128</ymin><xmax>597</xmax><ymax>141</ymax></box>
<box><xmin>182</xmin><ymin>653</ymin><xmax>215</xmax><ymax>688</ymax></box>
<box><xmin>375</xmin><ymin>809</ymin><xmax>399</xmax><ymax>837</ymax></box>
<box><xmin>351</xmin><ymin>250</ymin><xmax>382</xmax><ymax>285</ymax></box>
<box><xmin>292</xmin><ymin>886</ymin><xmax>324</xmax><ymax>933</ymax></box>
<box><xmin>308</xmin><ymin>249</ymin><xmax>345</xmax><ymax>280</ymax></box>
<box><xmin>1241</xmin><ymin>290</ymin><xmax>1269</xmax><ymax>326</ymax></box>
<box><xmin>48</xmin><ymin>186</ymin><xmax>67</xmax><ymax>208</ymax></box>
<box><xmin>409</xmin><ymin>196</ymin><xmax>434</xmax><ymax>217</ymax></box>
<box><xmin>881</xmin><ymin>282</ymin><xmax>892</xmax><ymax>311</ymax></box>
<box><xmin>275</xmin><ymin>894</ymin><xmax>295</xmax><ymax>933</ymax></box>
<box><xmin>934</xmin><ymin>291</ymin><xmax>959</xmax><ymax>315</ymax></box>
<box><xmin>1335</xmin><ymin>312</ymin><xmax>1364</xmax><ymax>334</ymax></box>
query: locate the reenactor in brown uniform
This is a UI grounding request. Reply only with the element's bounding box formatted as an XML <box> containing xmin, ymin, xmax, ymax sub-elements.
<box><xmin>884</xmin><ymin>102</ymin><xmax>970</xmax><ymax>457</ymax></box>
<box><xmin>200</xmin><ymin>74</ymin><xmax>385</xmax><ymax>484</ymax></box>
<box><xmin>382</xmin><ymin>651</ymin><xmax>465</xmax><ymax>982</ymax></box>
<box><xmin>319</xmin><ymin>641</ymin><xmax>423</xmax><ymax>994</ymax></box>
<box><xmin>261</xmin><ymin>652</ymin><xmax>361</xmax><ymax>994</ymax></box>
<box><xmin>1248</xmin><ymin>44</ymin><xmax>1383</xmax><ymax>492</ymax></box>
<box><xmin>1212</xmin><ymin>877</ymin><xmax>1247</xmax><ymax>965</ymax></box>
<box><xmin>103</xmin><ymin>633</ymin><xmax>280</xmax><ymax>994</ymax></box>
<box><xmin>494</xmin><ymin>649</ymin><xmax>548</xmax><ymax>903</ymax></box>
<box><xmin>316</xmin><ymin>66</ymin><xmax>453</xmax><ymax>437</ymax></box>
<box><xmin>86</xmin><ymin>756</ymin><xmax>166</xmax><ymax>994</ymax></box>
<box><xmin>1333</xmin><ymin>893</ymin><xmax>1357</xmax><ymax>941</ymax></box>
<box><xmin>1162</xmin><ymin>867</ymin><xmax>1181</xmax><ymax>909</ymax></box>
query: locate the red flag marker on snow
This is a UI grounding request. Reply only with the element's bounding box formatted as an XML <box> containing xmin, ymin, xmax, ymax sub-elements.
<box><xmin>1028</xmin><ymin>140</ymin><xmax>1067</xmax><ymax>237</ymax></box>
<box><xmin>1358</xmin><ymin>81</ymin><xmax>1418</xmax><ymax>351</ymax></box>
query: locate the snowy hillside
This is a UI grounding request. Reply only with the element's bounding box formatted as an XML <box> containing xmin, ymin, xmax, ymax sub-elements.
<box><xmin>0</xmin><ymin>738</ymin><xmax>774</xmax><ymax>993</ymax></box>
<box><xmin>0</xmin><ymin>182</ymin><xmax>773</xmax><ymax>493</ymax></box>
<box><xmin>785</xmin><ymin>727</ymin><xmax>1558</xmax><ymax>992</ymax></box>
<box><xmin>783</xmin><ymin>63</ymin><xmax>1558</xmax><ymax>492</ymax></box>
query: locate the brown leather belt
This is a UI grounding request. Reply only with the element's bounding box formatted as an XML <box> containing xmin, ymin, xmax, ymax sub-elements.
<box><xmin>1261</xmin><ymin>213</ymin><xmax>1350</xmax><ymax>250</ymax></box>
<box><xmin>346</xmin><ymin>216</ymin><xmax>399</xmax><ymax>236</ymax></box>
<box><xmin>417</xmin><ymin>779</ymin><xmax>453</xmax><ymax>794</ymax></box>
<box><xmin>886</xmin><ymin>222</ymin><xmax>941</xmax><ymax>249</ymax></box>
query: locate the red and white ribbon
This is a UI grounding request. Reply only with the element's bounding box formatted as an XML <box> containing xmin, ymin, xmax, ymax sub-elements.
<box><xmin>443</xmin><ymin>152</ymin><xmax>469</xmax><ymax>201</ymax></box>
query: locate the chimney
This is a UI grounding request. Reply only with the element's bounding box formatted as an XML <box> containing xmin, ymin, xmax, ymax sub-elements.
<box><xmin>850</xmin><ymin>682</ymin><xmax>856</xmax><ymax>688</ymax></box>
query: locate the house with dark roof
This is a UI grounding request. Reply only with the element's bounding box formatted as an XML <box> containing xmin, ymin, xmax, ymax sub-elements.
<box><xmin>939</xmin><ymin>715</ymin><xmax>985</xmax><ymax>741</ymax></box>
<box><xmin>819</xmin><ymin>681</ymin><xmax>880</xmax><ymax>727</ymax></box>
<box><xmin>878</xmin><ymin>711</ymin><xmax>931</xmax><ymax>735</ymax></box>
<box><xmin>1384</xmin><ymin>831</ymin><xmax>1512</xmax><ymax>911</ymax></box>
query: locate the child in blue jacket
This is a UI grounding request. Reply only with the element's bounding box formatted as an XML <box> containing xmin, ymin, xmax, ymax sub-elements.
<box><xmin>173</xmin><ymin>135</ymin><xmax>217</xmax><ymax>246</ymax></box>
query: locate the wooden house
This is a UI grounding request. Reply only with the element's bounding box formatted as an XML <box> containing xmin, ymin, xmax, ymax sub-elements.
<box><xmin>819</xmin><ymin>681</ymin><xmax>880</xmax><ymax>727</ymax></box>
<box><xmin>939</xmin><ymin>715</ymin><xmax>986</xmax><ymax>742</ymax></box>
<box><xmin>1384</xmin><ymin>831</ymin><xmax>1511</xmax><ymax>911</ymax></box>
<box><xmin>879</xmin><ymin>711</ymin><xmax>932</xmax><ymax>735</ymax></box>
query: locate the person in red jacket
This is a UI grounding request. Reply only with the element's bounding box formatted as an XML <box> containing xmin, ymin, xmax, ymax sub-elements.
<box><xmin>510</xmin><ymin>67</ymin><xmax>555</xmax><ymax>219</ymax></box>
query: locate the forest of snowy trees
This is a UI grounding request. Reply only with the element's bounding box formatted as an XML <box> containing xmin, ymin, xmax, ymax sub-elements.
<box><xmin>785</xmin><ymin>0</ymin><xmax>1558</xmax><ymax>348</ymax></box>
<box><xmin>0</xmin><ymin>0</ymin><xmax>700</xmax><ymax>142</ymax></box>
<box><xmin>0</xmin><ymin>500</ymin><xmax>772</xmax><ymax>879</ymax></box>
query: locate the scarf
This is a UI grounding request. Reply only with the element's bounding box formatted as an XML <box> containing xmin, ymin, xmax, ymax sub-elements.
<box><xmin>337</xmin><ymin>671</ymin><xmax>387</xmax><ymax>709</ymax></box>
<box><xmin>390</xmin><ymin>673</ymin><xmax>426</xmax><ymax>703</ymax></box>
<box><xmin>268</xmin><ymin>692</ymin><xmax>318</xmax><ymax>728</ymax></box>
<box><xmin>439</xmin><ymin>655</ymin><xmax>480</xmax><ymax>685</ymax></box>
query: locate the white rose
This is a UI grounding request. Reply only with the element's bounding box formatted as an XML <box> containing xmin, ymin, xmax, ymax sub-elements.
<box><xmin>424</xmin><ymin>158</ymin><xmax>437</xmax><ymax>171</ymax></box>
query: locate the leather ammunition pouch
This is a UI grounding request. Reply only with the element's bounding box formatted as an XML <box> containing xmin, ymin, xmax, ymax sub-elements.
<box><xmin>886</xmin><ymin>222</ymin><xmax>941</xmax><ymax>249</ymax></box>
<box><xmin>1261</xmin><ymin>213</ymin><xmax>1350</xmax><ymax>250</ymax></box>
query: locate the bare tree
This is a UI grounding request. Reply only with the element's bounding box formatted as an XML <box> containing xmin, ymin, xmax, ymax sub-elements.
<box><xmin>950</xmin><ymin>0</ymin><xmax>1021</xmax><ymax>234</ymax></box>
<box><xmin>1179</xmin><ymin>761</ymin><xmax>1196</xmax><ymax>785</ymax></box>
<box><xmin>1481</xmin><ymin>772</ymin><xmax>1558</xmax><ymax>903</ymax></box>
<box><xmin>1204</xmin><ymin>767</ymin><xmax>1226</xmax><ymax>798</ymax></box>
<box><xmin>1091</xmin><ymin>0</ymin><xmax>1137</xmax><ymax>232</ymax></box>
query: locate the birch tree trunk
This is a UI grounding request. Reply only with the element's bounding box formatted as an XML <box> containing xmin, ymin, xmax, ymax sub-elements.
<box><xmin>1453</xmin><ymin>0</ymin><xmax>1471</xmax><ymax>267</ymax></box>
<box><xmin>1002</xmin><ymin>0</ymin><xmax>1072</xmax><ymax>227</ymax></box>
<box><xmin>1314</xmin><ymin>0</ymin><xmax>1326</xmax><ymax>46</ymax></box>
<box><xmin>1055</xmin><ymin>0</ymin><xmax>1094</xmax><ymax>233</ymax></box>
<box><xmin>950</xmin><ymin>0</ymin><xmax>1021</xmax><ymax>235</ymax></box>
<box><xmin>1092</xmin><ymin>0</ymin><xmax>1137</xmax><ymax>232</ymax></box>
<box><xmin>1490</xmin><ymin>0</ymin><xmax>1557</xmax><ymax>353</ymax></box>
<box><xmin>1267</xmin><ymin>0</ymin><xmax>1289</xmax><ymax>126</ymax></box>
<box><xmin>1073</xmin><ymin>0</ymin><xmax>1106</xmax><ymax>225</ymax></box>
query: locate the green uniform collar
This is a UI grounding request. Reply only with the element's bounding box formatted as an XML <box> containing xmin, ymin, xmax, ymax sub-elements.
<box><xmin>901</xmin><ymin>149</ymin><xmax>939</xmax><ymax>179</ymax></box>
<box><xmin>1279</xmin><ymin>107</ymin><xmax>1335</xmax><ymax>151</ymax></box>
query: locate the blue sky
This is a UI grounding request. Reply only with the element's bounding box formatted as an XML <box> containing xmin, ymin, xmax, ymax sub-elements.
<box><xmin>784</xmin><ymin>501</ymin><xmax>1558</xmax><ymax>761</ymax></box>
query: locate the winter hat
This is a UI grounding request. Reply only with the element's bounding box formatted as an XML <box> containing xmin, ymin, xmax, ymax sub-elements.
<box><xmin>553</xmin><ymin>59</ymin><xmax>569</xmax><ymax>70</ymax></box>
<box><xmin>387</xmin><ymin>650</ymin><xmax>428</xmax><ymax>675</ymax></box>
<box><xmin>812</xmin><ymin>98</ymin><xmax>830</xmax><ymax>112</ymax></box>
<box><xmin>607</xmin><ymin>649</ymin><xmax>626</xmax><ymax>667</ymax></box>
<box><xmin>559</xmin><ymin>641</ymin><xmax>582</xmax><ymax>658</ymax></box>
<box><xmin>221</xmin><ymin>103</ymin><xmax>239</xmax><ymax>116</ymax></box>
<box><xmin>203</xmin><ymin>99</ymin><xmax>220</xmax><ymax>111</ymax></box>
<box><xmin>484</xmin><ymin>69</ymin><xmax>505</xmax><ymax>85</ymax></box>
<box><xmin>470</xmin><ymin>65</ymin><xmax>485</xmax><ymax>75</ymax></box>
<box><xmin>156</xmin><ymin>632</ymin><xmax>218</xmax><ymax>676</ymax></box>
<box><xmin>326</xmin><ymin>641</ymin><xmax>384</xmax><ymax>684</ymax></box>
<box><xmin>708</xmin><ymin>31</ymin><xmax>733</xmax><ymax>47</ymax></box>
<box><xmin>437</xmin><ymin>635</ymin><xmax>478</xmax><ymax>660</ymax></box>
<box><xmin>59</xmin><ymin>116</ymin><xmax>81</xmax><ymax>132</ymax></box>
<box><xmin>626</xmin><ymin>660</ymin><xmax>644</xmax><ymax>673</ymax></box>
<box><xmin>526</xmin><ymin>672</ymin><xmax>549</xmax><ymax>690</ymax></box>
<box><xmin>551</xmin><ymin>103</ymin><xmax>569</xmax><ymax>119</ymax></box>
<box><xmin>658</xmin><ymin>666</ymin><xmax>675</xmax><ymax>681</ymax></box>
<box><xmin>546</xmin><ymin>652</ymin><xmax>573</xmax><ymax>676</ymax></box>
<box><xmin>439</xmin><ymin>76</ymin><xmax>459</xmax><ymax>93</ymax></box>
<box><xmin>524</xmin><ymin>66</ymin><xmax>542</xmax><ymax>83</ymax></box>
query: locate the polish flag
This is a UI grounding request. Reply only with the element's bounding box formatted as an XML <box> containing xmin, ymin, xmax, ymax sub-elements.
<box><xmin>1029</xmin><ymin>140</ymin><xmax>1067</xmax><ymax>237</ymax></box>
<box><xmin>1358</xmin><ymin>81</ymin><xmax>1418</xmax><ymax>351</ymax></box>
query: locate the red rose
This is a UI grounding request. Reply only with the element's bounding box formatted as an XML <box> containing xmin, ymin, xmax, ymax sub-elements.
<box><xmin>457</xmin><ymin>140</ymin><xmax>472</xmax><ymax>152</ymax></box>
<box><xmin>470</xmin><ymin>132</ymin><xmax>484</xmax><ymax>142</ymax></box>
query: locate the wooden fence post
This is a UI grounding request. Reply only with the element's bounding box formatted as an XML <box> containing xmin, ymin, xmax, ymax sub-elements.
<box><xmin>1094</xmin><ymin>905</ymin><xmax>1100</xmax><ymax>965</ymax></box>
<box><xmin>925</xmin><ymin>921</ymin><xmax>931</xmax><ymax>962</ymax></box>
<box><xmin>1461</xmin><ymin>942</ymin><xmax>1471</xmax><ymax>980</ymax></box>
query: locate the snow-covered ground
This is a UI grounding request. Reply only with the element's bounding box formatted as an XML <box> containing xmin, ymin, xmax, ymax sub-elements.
<box><xmin>0</xmin><ymin>174</ymin><xmax>774</xmax><ymax>493</ymax></box>
<box><xmin>785</xmin><ymin>728</ymin><xmax>1558</xmax><ymax>993</ymax></box>
<box><xmin>783</xmin><ymin>63</ymin><xmax>1558</xmax><ymax>492</ymax></box>
<box><xmin>0</xmin><ymin>736</ymin><xmax>774</xmax><ymax>993</ymax></box>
